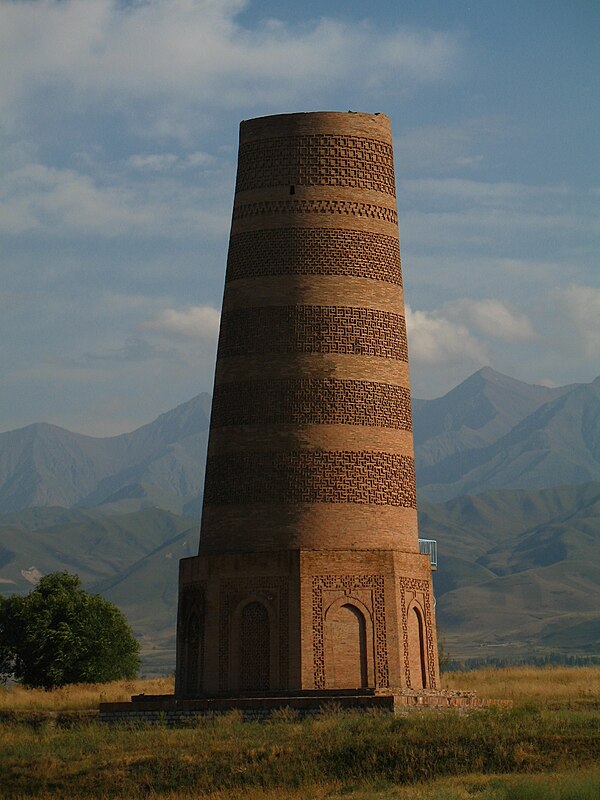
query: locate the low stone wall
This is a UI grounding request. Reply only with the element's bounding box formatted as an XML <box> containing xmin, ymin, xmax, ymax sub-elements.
<box><xmin>99</xmin><ymin>690</ymin><xmax>511</xmax><ymax>725</ymax></box>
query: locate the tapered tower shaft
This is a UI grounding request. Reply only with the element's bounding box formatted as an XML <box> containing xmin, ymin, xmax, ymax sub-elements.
<box><xmin>201</xmin><ymin>112</ymin><xmax>418</xmax><ymax>555</ymax></box>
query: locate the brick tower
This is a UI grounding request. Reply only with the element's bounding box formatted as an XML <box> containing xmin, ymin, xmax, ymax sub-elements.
<box><xmin>175</xmin><ymin>111</ymin><xmax>439</xmax><ymax>698</ymax></box>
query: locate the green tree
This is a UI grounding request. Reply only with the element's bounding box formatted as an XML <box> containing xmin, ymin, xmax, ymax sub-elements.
<box><xmin>0</xmin><ymin>572</ymin><xmax>140</xmax><ymax>688</ymax></box>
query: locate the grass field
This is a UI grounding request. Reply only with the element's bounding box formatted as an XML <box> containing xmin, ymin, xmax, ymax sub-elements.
<box><xmin>1</xmin><ymin>667</ymin><xmax>599</xmax><ymax>799</ymax></box>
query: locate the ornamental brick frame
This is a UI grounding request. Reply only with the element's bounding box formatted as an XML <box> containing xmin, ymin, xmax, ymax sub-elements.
<box><xmin>311</xmin><ymin>574</ymin><xmax>389</xmax><ymax>690</ymax></box>
<box><xmin>398</xmin><ymin>577</ymin><xmax>439</xmax><ymax>690</ymax></box>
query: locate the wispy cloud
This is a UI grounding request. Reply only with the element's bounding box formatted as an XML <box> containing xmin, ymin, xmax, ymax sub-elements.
<box><xmin>405</xmin><ymin>305</ymin><xmax>488</xmax><ymax>365</ymax></box>
<box><xmin>84</xmin><ymin>337</ymin><xmax>176</xmax><ymax>363</ymax></box>
<box><xmin>551</xmin><ymin>284</ymin><xmax>600</xmax><ymax>359</ymax></box>
<box><xmin>0</xmin><ymin>0</ymin><xmax>462</xmax><ymax>139</ymax></box>
<box><xmin>142</xmin><ymin>305</ymin><xmax>221</xmax><ymax>339</ymax></box>
<box><xmin>126</xmin><ymin>154</ymin><xmax>179</xmax><ymax>172</ymax></box>
<box><xmin>445</xmin><ymin>298</ymin><xmax>537</xmax><ymax>342</ymax></box>
<box><xmin>0</xmin><ymin>162</ymin><xmax>231</xmax><ymax>237</ymax></box>
<box><xmin>393</xmin><ymin>118</ymin><xmax>503</xmax><ymax>174</ymax></box>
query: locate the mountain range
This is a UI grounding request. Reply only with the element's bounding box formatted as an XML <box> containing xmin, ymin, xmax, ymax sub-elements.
<box><xmin>0</xmin><ymin>393</ymin><xmax>212</xmax><ymax>515</ymax></box>
<box><xmin>1</xmin><ymin>367</ymin><xmax>598</xmax><ymax>670</ymax></box>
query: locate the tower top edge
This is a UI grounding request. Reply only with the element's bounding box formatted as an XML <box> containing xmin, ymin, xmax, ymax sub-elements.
<box><xmin>239</xmin><ymin>111</ymin><xmax>392</xmax><ymax>143</ymax></box>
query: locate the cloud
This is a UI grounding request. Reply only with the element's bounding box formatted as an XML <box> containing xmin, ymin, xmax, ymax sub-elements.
<box><xmin>393</xmin><ymin>119</ymin><xmax>502</xmax><ymax>174</ymax></box>
<box><xmin>445</xmin><ymin>298</ymin><xmax>537</xmax><ymax>342</ymax></box>
<box><xmin>0</xmin><ymin>162</ymin><xmax>231</xmax><ymax>237</ymax></box>
<box><xmin>84</xmin><ymin>337</ymin><xmax>176</xmax><ymax>363</ymax></box>
<box><xmin>553</xmin><ymin>284</ymin><xmax>600</xmax><ymax>358</ymax></box>
<box><xmin>398</xmin><ymin>181</ymin><xmax>599</xmax><ymax>284</ymax></box>
<box><xmin>0</xmin><ymin>163</ymin><xmax>148</xmax><ymax>235</ymax></box>
<box><xmin>125</xmin><ymin>151</ymin><xmax>218</xmax><ymax>172</ymax></box>
<box><xmin>404</xmin><ymin>177</ymin><xmax>569</xmax><ymax>204</ymax></box>
<box><xmin>142</xmin><ymin>305</ymin><xmax>221</xmax><ymax>339</ymax></box>
<box><xmin>0</xmin><ymin>1</ymin><xmax>462</xmax><ymax>137</ymax></box>
<box><xmin>126</xmin><ymin>154</ymin><xmax>179</xmax><ymax>172</ymax></box>
<box><xmin>187</xmin><ymin>152</ymin><xmax>218</xmax><ymax>168</ymax></box>
<box><xmin>405</xmin><ymin>305</ymin><xmax>488</xmax><ymax>365</ymax></box>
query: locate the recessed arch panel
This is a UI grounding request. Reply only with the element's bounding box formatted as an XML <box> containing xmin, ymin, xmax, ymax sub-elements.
<box><xmin>239</xmin><ymin>600</ymin><xmax>271</xmax><ymax>692</ymax></box>
<box><xmin>407</xmin><ymin>603</ymin><xmax>427</xmax><ymax>689</ymax></box>
<box><xmin>324</xmin><ymin>600</ymin><xmax>371</xmax><ymax>689</ymax></box>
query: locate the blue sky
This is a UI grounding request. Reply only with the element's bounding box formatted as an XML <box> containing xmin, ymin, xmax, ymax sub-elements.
<box><xmin>1</xmin><ymin>0</ymin><xmax>598</xmax><ymax>435</ymax></box>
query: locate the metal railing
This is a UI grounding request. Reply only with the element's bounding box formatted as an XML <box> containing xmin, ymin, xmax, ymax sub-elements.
<box><xmin>418</xmin><ymin>538</ymin><xmax>438</xmax><ymax>570</ymax></box>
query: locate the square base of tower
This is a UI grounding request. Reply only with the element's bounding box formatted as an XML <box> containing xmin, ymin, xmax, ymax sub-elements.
<box><xmin>175</xmin><ymin>548</ymin><xmax>440</xmax><ymax>698</ymax></box>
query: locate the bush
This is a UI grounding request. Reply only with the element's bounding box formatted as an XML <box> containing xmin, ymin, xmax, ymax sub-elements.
<box><xmin>0</xmin><ymin>572</ymin><xmax>140</xmax><ymax>688</ymax></box>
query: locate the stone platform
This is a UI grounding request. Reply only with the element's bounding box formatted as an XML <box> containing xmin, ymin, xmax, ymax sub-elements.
<box><xmin>99</xmin><ymin>689</ymin><xmax>510</xmax><ymax>724</ymax></box>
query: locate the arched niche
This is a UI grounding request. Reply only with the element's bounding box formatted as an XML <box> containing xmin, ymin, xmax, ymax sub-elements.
<box><xmin>230</xmin><ymin>596</ymin><xmax>278</xmax><ymax>692</ymax></box>
<box><xmin>184</xmin><ymin>608</ymin><xmax>204</xmax><ymax>696</ymax></box>
<box><xmin>406</xmin><ymin>602</ymin><xmax>427</xmax><ymax>690</ymax></box>
<box><xmin>324</xmin><ymin>597</ymin><xmax>374</xmax><ymax>689</ymax></box>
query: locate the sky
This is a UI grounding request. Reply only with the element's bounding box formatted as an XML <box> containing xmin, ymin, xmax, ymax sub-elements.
<box><xmin>1</xmin><ymin>0</ymin><xmax>599</xmax><ymax>436</ymax></box>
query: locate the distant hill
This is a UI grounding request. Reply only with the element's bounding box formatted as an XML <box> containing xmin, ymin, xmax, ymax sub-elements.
<box><xmin>0</xmin><ymin>506</ymin><xmax>196</xmax><ymax>595</ymax></box>
<box><xmin>413</xmin><ymin>370</ymin><xmax>600</xmax><ymax>502</ymax></box>
<box><xmin>422</xmin><ymin>481</ymin><xmax>600</xmax><ymax>661</ymax></box>
<box><xmin>0</xmin><ymin>394</ymin><xmax>211</xmax><ymax>515</ymax></box>
<box><xmin>413</xmin><ymin>367</ymin><xmax>572</xmax><ymax>467</ymax></box>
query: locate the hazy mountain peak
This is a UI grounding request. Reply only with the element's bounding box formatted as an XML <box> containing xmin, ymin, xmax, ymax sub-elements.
<box><xmin>0</xmin><ymin>393</ymin><xmax>212</xmax><ymax>515</ymax></box>
<box><xmin>117</xmin><ymin>392</ymin><xmax>211</xmax><ymax>453</ymax></box>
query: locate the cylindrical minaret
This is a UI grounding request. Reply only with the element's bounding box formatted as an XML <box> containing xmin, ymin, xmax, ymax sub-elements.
<box><xmin>201</xmin><ymin>111</ymin><xmax>417</xmax><ymax>555</ymax></box>
<box><xmin>176</xmin><ymin>112</ymin><xmax>439</xmax><ymax>698</ymax></box>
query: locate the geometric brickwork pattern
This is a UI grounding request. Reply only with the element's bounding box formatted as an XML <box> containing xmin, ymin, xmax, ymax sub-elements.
<box><xmin>233</xmin><ymin>199</ymin><xmax>398</xmax><ymax>224</ymax></box>
<box><xmin>204</xmin><ymin>451</ymin><xmax>416</xmax><ymax>508</ymax></box>
<box><xmin>218</xmin><ymin>576</ymin><xmax>289</xmax><ymax>692</ymax></box>
<box><xmin>218</xmin><ymin>306</ymin><xmax>408</xmax><ymax>361</ymax></box>
<box><xmin>311</xmin><ymin>574</ymin><xmax>389</xmax><ymax>689</ymax></box>
<box><xmin>211</xmin><ymin>379</ymin><xmax>412</xmax><ymax>430</ymax></box>
<box><xmin>398</xmin><ymin>577</ymin><xmax>438</xmax><ymax>690</ymax></box>
<box><xmin>226</xmin><ymin>229</ymin><xmax>402</xmax><ymax>285</ymax></box>
<box><xmin>236</xmin><ymin>135</ymin><xmax>396</xmax><ymax>196</ymax></box>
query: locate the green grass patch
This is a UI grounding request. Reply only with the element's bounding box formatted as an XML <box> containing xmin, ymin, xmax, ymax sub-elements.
<box><xmin>1</xmin><ymin>707</ymin><xmax>599</xmax><ymax>798</ymax></box>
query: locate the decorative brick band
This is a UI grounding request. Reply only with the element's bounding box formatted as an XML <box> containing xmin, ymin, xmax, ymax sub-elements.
<box><xmin>211</xmin><ymin>379</ymin><xmax>412</xmax><ymax>430</ymax></box>
<box><xmin>236</xmin><ymin>134</ymin><xmax>395</xmax><ymax>196</ymax></box>
<box><xmin>226</xmin><ymin>229</ymin><xmax>401</xmax><ymax>285</ymax></box>
<box><xmin>218</xmin><ymin>306</ymin><xmax>408</xmax><ymax>361</ymax></box>
<box><xmin>233</xmin><ymin>200</ymin><xmax>398</xmax><ymax>225</ymax></box>
<box><xmin>204</xmin><ymin>452</ymin><xmax>416</xmax><ymax>507</ymax></box>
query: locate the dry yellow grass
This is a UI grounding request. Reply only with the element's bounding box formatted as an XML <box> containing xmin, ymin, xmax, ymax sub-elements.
<box><xmin>1</xmin><ymin>666</ymin><xmax>599</xmax><ymax>712</ymax></box>
<box><xmin>0</xmin><ymin>675</ymin><xmax>175</xmax><ymax>711</ymax></box>
<box><xmin>443</xmin><ymin>665</ymin><xmax>600</xmax><ymax>708</ymax></box>
<box><xmin>1</xmin><ymin>669</ymin><xmax>599</xmax><ymax>799</ymax></box>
